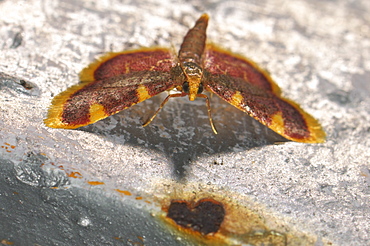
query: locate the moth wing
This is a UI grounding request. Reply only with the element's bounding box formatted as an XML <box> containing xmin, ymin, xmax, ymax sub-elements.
<box><xmin>203</xmin><ymin>44</ymin><xmax>281</xmax><ymax>95</ymax></box>
<box><xmin>80</xmin><ymin>47</ymin><xmax>176</xmax><ymax>81</ymax></box>
<box><xmin>45</xmin><ymin>70</ymin><xmax>179</xmax><ymax>129</ymax></box>
<box><xmin>203</xmin><ymin>45</ymin><xmax>325</xmax><ymax>143</ymax></box>
<box><xmin>45</xmin><ymin>48</ymin><xmax>178</xmax><ymax>129</ymax></box>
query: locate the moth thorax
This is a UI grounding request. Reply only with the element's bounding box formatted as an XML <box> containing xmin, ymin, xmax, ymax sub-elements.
<box><xmin>181</xmin><ymin>62</ymin><xmax>203</xmax><ymax>101</ymax></box>
<box><xmin>181</xmin><ymin>61</ymin><xmax>202</xmax><ymax>76</ymax></box>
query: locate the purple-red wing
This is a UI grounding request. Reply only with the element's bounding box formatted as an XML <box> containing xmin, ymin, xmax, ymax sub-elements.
<box><xmin>62</xmin><ymin>70</ymin><xmax>177</xmax><ymax>126</ymax></box>
<box><xmin>203</xmin><ymin>45</ymin><xmax>278</xmax><ymax>93</ymax></box>
<box><xmin>45</xmin><ymin>48</ymin><xmax>181</xmax><ymax>128</ymax></box>
<box><xmin>202</xmin><ymin>46</ymin><xmax>315</xmax><ymax>141</ymax></box>
<box><xmin>204</xmin><ymin>73</ymin><xmax>312</xmax><ymax>140</ymax></box>
<box><xmin>93</xmin><ymin>49</ymin><xmax>176</xmax><ymax>80</ymax></box>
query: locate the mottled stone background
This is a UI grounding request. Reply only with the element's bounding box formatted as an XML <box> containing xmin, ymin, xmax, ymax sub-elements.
<box><xmin>1</xmin><ymin>0</ymin><xmax>369</xmax><ymax>245</ymax></box>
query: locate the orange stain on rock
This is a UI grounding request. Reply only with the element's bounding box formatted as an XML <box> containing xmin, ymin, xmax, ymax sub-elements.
<box><xmin>115</xmin><ymin>189</ymin><xmax>132</xmax><ymax>196</ymax></box>
<box><xmin>0</xmin><ymin>239</ymin><xmax>14</xmax><ymax>245</ymax></box>
<box><xmin>87</xmin><ymin>181</ymin><xmax>105</xmax><ymax>186</ymax></box>
<box><xmin>68</xmin><ymin>171</ymin><xmax>83</xmax><ymax>179</ymax></box>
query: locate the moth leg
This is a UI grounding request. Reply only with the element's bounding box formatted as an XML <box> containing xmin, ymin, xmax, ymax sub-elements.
<box><xmin>142</xmin><ymin>93</ymin><xmax>187</xmax><ymax>127</ymax></box>
<box><xmin>197</xmin><ymin>94</ymin><xmax>218</xmax><ymax>134</ymax></box>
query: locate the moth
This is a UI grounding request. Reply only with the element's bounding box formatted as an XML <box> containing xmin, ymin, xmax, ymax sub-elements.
<box><xmin>45</xmin><ymin>14</ymin><xmax>325</xmax><ymax>143</ymax></box>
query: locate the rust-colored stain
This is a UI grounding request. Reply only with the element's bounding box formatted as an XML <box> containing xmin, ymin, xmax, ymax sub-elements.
<box><xmin>115</xmin><ymin>189</ymin><xmax>132</xmax><ymax>196</ymax></box>
<box><xmin>68</xmin><ymin>171</ymin><xmax>83</xmax><ymax>179</ymax></box>
<box><xmin>0</xmin><ymin>239</ymin><xmax>14</xmax><ymax>245</ymax></box>
<box><xmin>47</xmin><ymin>161</ymin><xmax>83</xmax><ymax>179</ymax></box>
<box><xmin>135</xmin><ymin>196</ymin><xmax>143</xmax><ymax>200</ymax></box>
<box><xmin>87</xmin><ymin>181</ymin><xmax>105</xmax><ymax>186</ymax></box>
<box><xmin>157</xmin><ymin>182</ymin><xmax>329</xmax><ymax>246</ymax></box>
<box><xmin>1</xmin><ymin>143</ymin><xmax>16</xmax><ymax>153</ymax></box>
<box><xmin>167</xmin><ymin>198</ymin><xmax>225</xmax><ymax>235</ymax></box>
<box><xmin>113</xmin><ymin>236</ymin><xmax>144</xmax><ymax>246</ymax></box>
